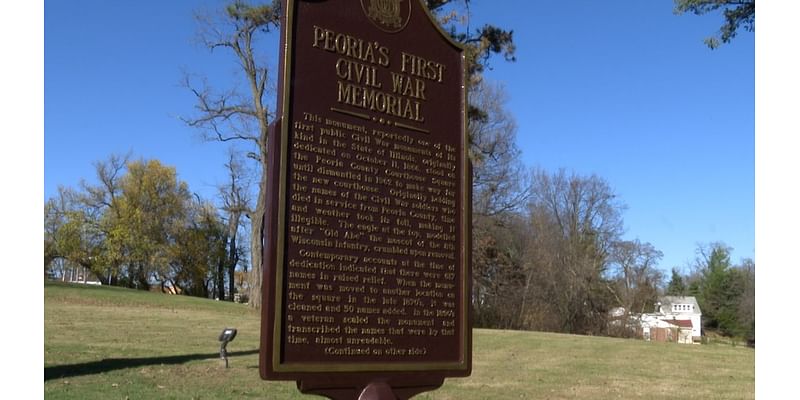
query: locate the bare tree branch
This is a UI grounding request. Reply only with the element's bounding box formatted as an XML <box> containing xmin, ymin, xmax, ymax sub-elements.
<box><xmin>182</xmin><ymin>1</ymin><xmax>280</xmax><ymax>308</ymax></box>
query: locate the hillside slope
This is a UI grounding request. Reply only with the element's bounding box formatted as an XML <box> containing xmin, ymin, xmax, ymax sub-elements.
<box><xmin>44</xmin><ymin>283</ymin><xmax>754</xmax><ymax>399</ymax></box>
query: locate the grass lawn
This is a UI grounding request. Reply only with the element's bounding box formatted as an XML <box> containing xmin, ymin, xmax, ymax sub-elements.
<box><xmin>44</xmin><ymin>282</ymin><xmax>754</xmax><ymax>399</ymax></box>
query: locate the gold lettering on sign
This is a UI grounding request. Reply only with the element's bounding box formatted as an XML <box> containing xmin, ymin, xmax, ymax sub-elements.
<box><xmin>310</xmin><ymin>26</ymin><xmax>451</xmax><ymax>128</ymax></box>
<box><xmin>400</xmin><ymin>52</ymin><xmax>446</xmax><ymax>83</ymax></box>
<box><xmin>285</xmin><ymin>113</ymin><xmax>460</xmax><ymax>359</ymax></box>
<box><xmin>312</xmin><ymin>26</ymin><xmax>391</xmax><ymax>67</ymax></box>
<box><xmin>286</xmin><ymin>23</ymin><xmax>460</xmax><ymax>361</ymax></box>
<box><xmin>337</xmin><ymin>81</ymin><xmax>424</xmax><ymax>123</ymax></box>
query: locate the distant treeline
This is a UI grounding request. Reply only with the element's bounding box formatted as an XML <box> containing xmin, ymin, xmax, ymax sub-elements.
<box><xmin>45</xmin><ymin>154</ymin><xmax>249</xmax><ymax>302</ymax></box>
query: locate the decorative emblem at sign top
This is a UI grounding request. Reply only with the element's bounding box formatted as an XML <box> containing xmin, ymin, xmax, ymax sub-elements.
<box><xmin>368</xmin><ymin>0</ymin><xmax>402</xmax><ymax>27</ymax></box>
<box><xmin>361</xmin><ymin>0</ymin><xmax>411</xmax><ymax>33</ymax></box>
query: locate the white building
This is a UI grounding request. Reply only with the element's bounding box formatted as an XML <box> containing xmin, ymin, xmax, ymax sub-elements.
<box><xmin>637</xmin><ymin>296</ymin><xmax>702</xmax><ymax>344</ymax></box>
<box><xmin>655</xmin><ymin>296</ymin><xmax>702</xmax><ymax>340</ymax></box>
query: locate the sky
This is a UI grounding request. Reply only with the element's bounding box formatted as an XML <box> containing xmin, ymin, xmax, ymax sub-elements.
<box><xmin>43</xmin><ymin>0</ymin><xmax>754</xmax><ymax>274</ymax></box>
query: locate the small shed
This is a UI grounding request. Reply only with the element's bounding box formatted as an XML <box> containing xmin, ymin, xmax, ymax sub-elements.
<box><xmin>656</xmin><ymin>296</ymin><xmax>703</xmax><ymax>342</ymax></box>
<box><xmin>639</xmin><ymin>316</ymin><xmax>677</xmax><ymax>342</ymax></box>
<box><xmin>663</xmin><ymin>319</ymin><xmax>694</xmax><ymax>344</ymax></box>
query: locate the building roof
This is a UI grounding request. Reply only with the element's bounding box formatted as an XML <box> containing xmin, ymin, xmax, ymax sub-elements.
<box><xmin>663</xmin><ymin>319</ymin><xmax>694</xmax><ymax>328</ymax></box>
<box><xmin>640</xmin><ymin>317</ymin><xmax>676</xmax><ymax>329</ymax></box>
<box><xmin>658</xmin><ymin>296</ymin><xmax>702</xmax><ymax>315</ymax></box>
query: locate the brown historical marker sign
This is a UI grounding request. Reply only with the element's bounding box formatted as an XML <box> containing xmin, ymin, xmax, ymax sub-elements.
<box><xmin>260</xmin><ymin>0</ymin><xmax>470</xmax><ymax>397</ymax></box>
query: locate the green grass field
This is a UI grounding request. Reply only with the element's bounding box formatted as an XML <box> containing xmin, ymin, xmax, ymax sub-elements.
<box><xmin>44</xmin><ymin>282</ymin><xmax>754</xmax><ymax>399</ymax></box>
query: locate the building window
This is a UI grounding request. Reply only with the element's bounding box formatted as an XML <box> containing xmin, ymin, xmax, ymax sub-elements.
<box><xmin>672</xmin><ymin>304</ymin><xmax>693</xmax><ymax>312</ymax></box>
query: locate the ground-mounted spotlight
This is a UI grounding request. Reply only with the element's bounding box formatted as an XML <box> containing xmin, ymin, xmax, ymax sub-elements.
<box><xmin>218</xmin><ymin>328</ymin><xmax>237</xmax><ymax>368</ymax></box>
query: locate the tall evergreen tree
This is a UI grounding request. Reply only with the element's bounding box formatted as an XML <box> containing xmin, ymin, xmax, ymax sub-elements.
<box><xmin>666</xmin><ymin>268</ymin><xmax>687</xmax><ymax>296</ymax></box>
<box><xmin>695</xmin><ymin>243</ymin><xmax>743</xmax><ymax>336</ymax></box>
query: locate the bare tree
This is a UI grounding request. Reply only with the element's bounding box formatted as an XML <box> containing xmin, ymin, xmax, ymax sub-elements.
<box><xmin>523</xmin><ymin>168</ymin><xmax>625</xmax><ymax>334</ymax></box>
<box><xmin>182</xmin><ymin>1</ymin><xmax>280</xmax><ymax>307</ymax></box>
<box><xmin>474</xmin><ymin>168</ymin><xmax>627</xmax><ymax>333</ymax></box>
<box><xmin>471</xmin><ymin>212</ymin><xmax>529</xmax><ymax>329</ymax></box>
<box><xmin>469</xmin><ymin>80</ymin><xmax>530</xmax><ymax>217</ymax></box>
<box><xmin>218</xmin><ymin>149</ymin><xmax>252</xmax><ymax>301</ymax></box>
<box><xmin>608</xmin><ymin>239</ymin><xmax>664</xmax><ymax>316</ymax></box>
<box><xmin>466</xmin><ymin>80</ymin><xmax>533</xmax><ymax>329</ymax></box>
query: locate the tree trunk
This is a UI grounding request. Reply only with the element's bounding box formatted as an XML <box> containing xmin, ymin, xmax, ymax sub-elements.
<box><xmin>517</xmin><ymin>269</ymin><xmax>535</xmax><ymax>329</ymax></box>
<box><xmin>247</xmin><ymin>102</ymin><xmax>270</xmax><ymax>309</ymax></box>
<box><xmin>248</xmin><ymin>191</ymin><xmax>265</xmax><ymax>308</ymax></box>
<box><xmin>217</xmin><ymin>256</ymin><xmax>226</xmax><ymax>300</ymax></box>
<box><xmin>226</xmin><ymin>212</ymin><xmax>241</xmax><ymax>302</ymax></box>
<box><xmin>228</xmin><ymin>234</ymin><xmax>237</xmax><ymax>302</ymax></box>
